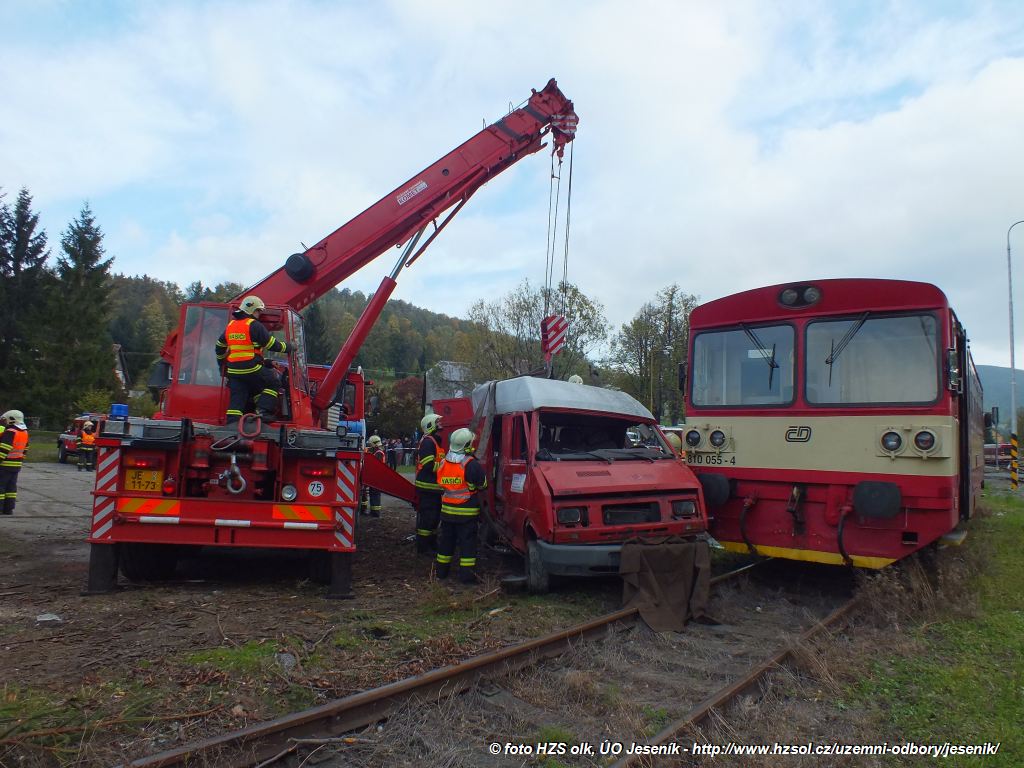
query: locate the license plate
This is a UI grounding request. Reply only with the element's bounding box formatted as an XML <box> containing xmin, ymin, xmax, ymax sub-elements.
<box><xmin>125</xmin><ymin>469</ymin><xmax>162</xmax><ymax>492</ymax></box>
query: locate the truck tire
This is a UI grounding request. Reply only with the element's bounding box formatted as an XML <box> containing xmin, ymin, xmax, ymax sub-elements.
<box><xmin>526</xmin><ymin>539</ymin><xmax>549</xmax><ymax>594</ymax></box>
<box><xmin>57</xmin><ymin>444</ymin><xmax>68</xmax><ymax>464</ymax></box>
<box><xmin>119</xmin><ymin>543</ymin><xmax>179</xmax><ymax>582</ymax></box>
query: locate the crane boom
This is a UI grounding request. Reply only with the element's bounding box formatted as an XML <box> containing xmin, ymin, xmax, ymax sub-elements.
<box><xmin>241</xmin><ymin>78</ymin><xmax>577</xmax><ymax>311</ymax></box>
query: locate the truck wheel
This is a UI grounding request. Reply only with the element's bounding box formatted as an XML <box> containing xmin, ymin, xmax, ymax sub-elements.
<box><xmin>57</xmin><ymin>444</ymin><xmax>67</xmax><ymax>464</ymax></box>
<box><xmin>526</xmin><ymin>539</ymin><xmax>549</xmax><ymax>594</ymax></box>
<box><xmin>119</xmin><ymin>543</ymin><xmax>179</xmax><ymax>582</ymax></box>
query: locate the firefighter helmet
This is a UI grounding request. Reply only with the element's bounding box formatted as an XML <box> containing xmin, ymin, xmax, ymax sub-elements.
<box><xmin>665</xmin><ymin>432</ymin><xmax>682</xmax><ymax>454</ymax></box>
<box><xmin>420</xmin><ymin>413</ymin><xmax>442</xmax><ymax>435</ymax></box>
<box><xmin>450</xmin><ymin>427</ymin><xmax>475</xmax><ymax>454</ymax></box>
<box><xmin>568</xmin><ymin>374</ymin><xmax>583</xmax><ymax>384</ymax></box>
<box><xmin>83</xmin><ymin>421</ymin><xmax>95</xmax><ymax>431</ymax></box>
<box><xmin>239</xmin><ymin>295</ymin><xmax>266</xmax><ymax>316</ymax></box>
<box><xmin>1</xmin><ymin>410</ymin><xmax>25</xmax><ymax>427</ymax></box>
<box><xmin>367</xmin><ymin>435</ymin><xmax>382</xmax><ymax>448</ymax></box>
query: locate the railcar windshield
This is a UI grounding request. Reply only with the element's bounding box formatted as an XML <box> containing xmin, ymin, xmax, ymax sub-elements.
<box><xmin>805</xmin><ymin>313</ymin><xmax>939</xmax><ymax>404</ymax></box>
<box><xmin>691</xmin><ymin>324</ymin><xmax>795</xmax><ymax>407</ymax></box>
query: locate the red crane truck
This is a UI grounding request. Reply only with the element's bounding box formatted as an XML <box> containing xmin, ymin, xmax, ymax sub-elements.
<box><xmin>84</xmin><ymin>80</ymin><xmax>579</xmax><ymax>597</ymax></box>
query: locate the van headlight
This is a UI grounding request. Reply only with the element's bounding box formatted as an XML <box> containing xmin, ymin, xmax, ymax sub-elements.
<box><xmin>672</xmin><ymin>500</ymin><xmax>697</xmax><ymax>519</ymax></box>
<box><xmin>557</xmin><ymin>507</ymin><xmax>583</xmax><ymax>524</ymax></box>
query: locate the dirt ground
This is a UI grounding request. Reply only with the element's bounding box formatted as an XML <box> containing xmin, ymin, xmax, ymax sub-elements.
<box><xmin>0</xmin><ymin>464</ymin><xmax>620</xmax><ymax>766</ymax></box>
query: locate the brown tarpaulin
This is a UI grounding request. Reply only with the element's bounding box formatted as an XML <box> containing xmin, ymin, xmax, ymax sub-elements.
<box><xmin>620</xmin><ymin>537</ymin><xmax>711</xmax><ymax>632</ymax></box>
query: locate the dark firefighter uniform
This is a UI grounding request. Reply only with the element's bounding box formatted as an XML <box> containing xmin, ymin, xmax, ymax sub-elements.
<box><xmin>0</xmin><ymin>423</ymin><xmax>30</xmax><ymax>515</ymax></box>
<box><xmin>215</xmin><ymin>311</ymin><xmax>288</xmax><ymax>423</ymax></box>
<box><xmin>414</xmin><ymin>432</ymin><xmax>444</xmax><ymax>552</ymax></box>
<box><xmin>435</xmin><ymin>450</ymin><xmax>487</xmax><ymax>583</ymax></box>
<box><xmin>361</xmin><ymin>441</ymin><xmax>386</xmax><ymax>517</ymax></box>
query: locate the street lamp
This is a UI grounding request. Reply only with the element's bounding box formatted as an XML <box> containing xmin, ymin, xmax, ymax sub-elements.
<box><xmin>1008</xmin><ymin>220</ymin><xmax>1024</xmax><ymax>491</ymax></box>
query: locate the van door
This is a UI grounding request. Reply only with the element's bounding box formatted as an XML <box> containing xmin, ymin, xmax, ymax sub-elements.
<box><xmin>500</xmin><ymin>413</ymin><xmax>531</xmax><ymax>541</ymax></box>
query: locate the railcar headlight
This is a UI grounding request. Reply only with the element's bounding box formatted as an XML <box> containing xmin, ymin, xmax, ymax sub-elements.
<box><xmin>914</xmin><ymin>430</ymin><xmax>936</xmax><ymax>451</ymax></box>
<box><xmin>802</xmin><ymin>286</ymin><xmax>822</xmax><ymax>304</ymax></box>
<box><xmin>685</xmin><ymin>429</ymin><xmax>702</xmax><ymax>447</ymax></box>
<box><xmin>709</xmin><ymin>430</ymin><xmax>726</xmax><ymax>448</ymax></box>
<box><xmin>780</xmin><ymin>288</ymin><xmax>799</xmax><ymax>305</ymax></box>
<box><xmin>557</xmin><ymin>507</ymin><xmax>583</xmax><ymax>524</ymax></box>
<box><xmin>881</xmin><ymin>431</ymin><xmax>903</xmax><ymax>452</ymax></box>
<box><xmin>281</xmin><ymin>484</ymin><xmax>298</xmax><ymax>502</ymax></box>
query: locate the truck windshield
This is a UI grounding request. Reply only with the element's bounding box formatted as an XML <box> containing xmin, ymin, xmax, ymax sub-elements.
<box><xmin>536</xmin><ymin>418</ymin><xmax>675</xmax><ymax>462</ymax></box>
<box><xmin>805</xmin><ymin>313</ymin><xmax>939</xmax><ymax>404</ymax></box>
<box><xmin>691</xmin><ymin>324</ymin><xmax>795</xmax><ymax>407</ymax></box>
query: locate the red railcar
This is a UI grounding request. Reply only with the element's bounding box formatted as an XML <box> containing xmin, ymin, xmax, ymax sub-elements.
<box><xmin>683</xmin><ymin>278</ymin><xmax>984</xmax><ymax>567</ymax></box>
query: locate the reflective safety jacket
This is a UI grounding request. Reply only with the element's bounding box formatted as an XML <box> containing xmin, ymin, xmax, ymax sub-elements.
<box><xmin>437</xmin><ymin>451</ymin><xmax>487</xmax><ymax>517</ymax></box>
<box><xmin>0</xmin><ymin>426</ymin><xmax>29</xmax><ymax>469</ymax></box>
<box><xmin>415</xmin><ymin>434</ymin><xmax>444</xmax><ymax>491</ymax></box>
<box><xmin>366</xmin><ymin>445</ymin><xmax>386</xmax><ymax>463</ymax></box>
<box><xmin>77</xmin><ymin>431</ymin><xmax>96</xmax><ymax>448</ymax></box>
<box><xmin>215</xmin><ymin>313</ymin><xmax>288</xmax><ymax>375</ymax></box>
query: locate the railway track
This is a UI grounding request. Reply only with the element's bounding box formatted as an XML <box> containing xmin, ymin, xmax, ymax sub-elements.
<box><xmin>126</xmin><ymin>559</ymin><xmax>856</xmax><ymax>768</ymax></box>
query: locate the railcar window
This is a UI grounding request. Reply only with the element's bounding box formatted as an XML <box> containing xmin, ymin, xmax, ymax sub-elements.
<box><xmin>691</xmin><ymin>325</ymin><xmax>795</xmax><ymax>407</ymax></box>
<box><xmin>806</xmin><ymin>314</ymin><xmax>938</xmax><ymax>404</ymax></box>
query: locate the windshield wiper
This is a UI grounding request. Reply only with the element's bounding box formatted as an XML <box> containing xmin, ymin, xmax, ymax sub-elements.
<box><xmin>825</xmin><ymin>312</ymin><xmax>870</xmax><ymax>385</ymax></box>
<box><xmin>741</xmin><ymin>324</ymin><xmax>779</xmax><ymax>390</ymax></box>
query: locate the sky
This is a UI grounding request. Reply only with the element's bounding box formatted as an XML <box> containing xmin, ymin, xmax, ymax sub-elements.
<box><xmin>2</xmin><ymin>0</ymin><xmax>1023</xmax><ymax>366</ymax></box>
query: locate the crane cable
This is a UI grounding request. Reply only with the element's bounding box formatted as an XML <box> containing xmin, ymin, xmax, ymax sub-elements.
<box><xmin>543</xmin><ymin>141</ymin><xmax>574</xmax><ymax>318</ymax></box>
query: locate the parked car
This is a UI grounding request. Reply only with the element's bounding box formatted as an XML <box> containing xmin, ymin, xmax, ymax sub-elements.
<box><xmin>57</xmin><ymin>413</ymin><xmax>107</xmax><ymax>464</ymax></box>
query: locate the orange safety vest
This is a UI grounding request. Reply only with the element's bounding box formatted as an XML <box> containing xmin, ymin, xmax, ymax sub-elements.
<box><xmin>415</xmin><ymin>434</ymin><xmax>444</xmax><ymax>491</ymax></box>
<box><xmin>80</xmin><ymin>432</ymin><xmax>96</xmax><ymax>446</ymax></box>
<box><xmin>2</xmin><ymin>428</ymin><xmax>28</xmax><ymax>466</ymax></box>
<box><xmin>437</xmin><ymin>453</ymin><xmax>480</xmax><ymax>516</ymax></box>
<box><xmin>224</xmin><ymin>318</ymin><xmax>259</xmax><ymax>363</ymax></box>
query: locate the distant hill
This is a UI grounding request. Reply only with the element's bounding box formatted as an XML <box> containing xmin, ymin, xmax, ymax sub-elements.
<box><xmin>976</xmin><ymin>365</ymin><xmax>1024</xmax><ymax>431</ymax></box>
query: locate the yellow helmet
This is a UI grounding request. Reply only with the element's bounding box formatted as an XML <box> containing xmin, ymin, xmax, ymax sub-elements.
<box><xmin>239</xmin><ymin>295</ymin><xmax>266</xmax><ymax>316</ymax></box>
<box><xmin>1</xmin><ymin>410</ymin><xmax>25</xmax><ymax>427</ymax></box>
<box><xmin>568</xmin><ymin>374</ymin><xmax>583</xmax><ymax>384</ymax></box>
<box><xmin>367</xmin><ymin>435</ymin><xmax>383</xmax><ymax>448</ymax></box>
<box><xmin>420</xmin><ymin>413</ymin><xmax>442</xmax><ymax>435</ymax></box>
<box><xmin>450</xmin><ymin>427</ymin><xmax>475</xmax><ymax>454</ymax></box>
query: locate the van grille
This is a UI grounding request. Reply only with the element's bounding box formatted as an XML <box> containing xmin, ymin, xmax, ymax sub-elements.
<box><xmin>602</xmin><ymin>502</ymin><xmax>660</xmax><ymax>525</ymax></box>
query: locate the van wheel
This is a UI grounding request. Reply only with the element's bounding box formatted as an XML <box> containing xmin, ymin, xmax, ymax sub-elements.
<box><xmin>120</xmin><ymin>544</ymin><xmax>179</xmax><ymax>582</ymax></box>
<box><xmin>57</xmin><ymin>445</ymin><xmax>67</xmax><ymax>464</ymax></box>
<box><xmin>526</xmin><ymin>539</ymin><xmax>549</xmax><ymax>593</ymax></box>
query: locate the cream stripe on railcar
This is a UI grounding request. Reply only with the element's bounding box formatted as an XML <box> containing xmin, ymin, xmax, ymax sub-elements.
<box><xmin>684</xmin><ymin>415</ymin><xmax>959</xmax><ymax>477</ymax></box>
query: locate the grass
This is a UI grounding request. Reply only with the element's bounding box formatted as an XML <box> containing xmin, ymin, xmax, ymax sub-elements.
<box><xmin>850</xmin><ymin>494</ymin><xmax>1024</xmax><ymax>765</ymax></box>
<box><xmin>185</xmin><ymin>639</ymin><xmax>277</xmax><ymax>673</ymax></box>
<box><xmin>24</xmin><ymin>430</ymin><xmax>60</xmax><ymax>463</ymax></box>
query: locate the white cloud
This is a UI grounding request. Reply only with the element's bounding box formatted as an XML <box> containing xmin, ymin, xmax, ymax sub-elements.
<box><xmin>2</xmin><ymin>0</ymin><xmax>1023</xmax><ymax>365</ymax></box>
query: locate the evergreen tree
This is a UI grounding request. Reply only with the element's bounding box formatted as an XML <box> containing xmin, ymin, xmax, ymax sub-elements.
<box><xmin>303</xmin><ymin>300</ymin><xmax>332</xmax><ymax>365</ymax></box>
<box><xmin>0</xmin><ymin>187</ymin><xmax>54</xmax><ymax>415</ymax></box>
<box><xmin>48</xmin><ymin>203</ymin><xmax>116</xmax><ymax>419</ymax></box>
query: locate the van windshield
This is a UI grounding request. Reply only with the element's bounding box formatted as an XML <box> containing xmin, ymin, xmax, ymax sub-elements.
<box><xmin>536</xmin><ymin>416</ymin><xmax>674</xmax><ymax>462</ymax></box>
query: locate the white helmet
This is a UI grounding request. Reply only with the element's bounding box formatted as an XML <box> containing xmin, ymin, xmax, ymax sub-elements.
<box><xmin>239</xmin><ymin>295</ymin><xmax>266</xmax><ymax>316</ymax></box>
<box><xmin>1</xmin><ymin>410</ymin><xmax>25</xmax><ymax>428</ymax></box>
<box><xmin>450</xmin><ymin>427</ymin><xmax>475</xmax><ymax>454</ymax></box>
<box><xmin>421</xmin><ymin>413</ymin><xmax>442</xmax><ymax>435</ymax></box>
<box><xmin>367</xmin><ymin>435</ymin><xmax>382</xmax><ymax>448</ymax></box>
<box><xmin>568</xmin><ymin>374</ymin><xmax>583</xmax><ymax>384</ymax></box>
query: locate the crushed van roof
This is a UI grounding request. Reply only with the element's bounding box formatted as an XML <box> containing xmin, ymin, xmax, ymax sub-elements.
<box><xmin>472</xmin><ymin>378</ymin><xmax>654</xmax><ymax>421</ymax></box>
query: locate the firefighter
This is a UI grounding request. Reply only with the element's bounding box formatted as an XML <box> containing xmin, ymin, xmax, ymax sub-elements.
<box><xmin>76</xmin><ymin>421</ymin><xmax>97</xmax><ymax>471</ymax></box>
<box><xmin>435</xmin><ymin>427</ymin><xmax>487</xmax><ymax>584</ymax></box>
<box><xmin>414</xmin><ymin>413</ymin><xmax>444</xmax><ymax>554</ymax></box>
<box><xmin>361</xmin><ymin>435</ymin><xmax>385</xmax><ymax>517</ymax></box>
<box><xmin>214</xmin><ymin>295</ymin><xmax>288</xmax><ymax>424</ymax></box>
<box><xmin>0</xmin><ymin>410</ymin><xmax>30</xmax><ymax>516</ymax></box>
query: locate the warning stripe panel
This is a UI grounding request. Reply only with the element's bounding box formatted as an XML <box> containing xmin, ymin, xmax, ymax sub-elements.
<box><xmin>95</xmin><ymin>448</ymin><xmax>121</xmax><ymax>493</ymax></box>
<box><xmin>335</xmin><ymin>459</ymin><xmax>357</xmax><ymax>503</ymax></box>
<box><xmin>272</xmin><ymin>504</ymin><xmax>331</xmax><ymax>521</ymax></box>
<box><xmin>117</xmin><ymin>498</ymin><xmax>181</xmax><ymax>516</ymax></box>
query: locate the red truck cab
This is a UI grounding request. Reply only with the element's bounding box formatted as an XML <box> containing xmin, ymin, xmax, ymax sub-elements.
<box><xmin>58</xmin><ymin>413</ymin><xmax>107</xmax><ymax>464</ymax></box>
<box><xmin>435</xmin><ymin>378</ymin><xmax>708</xmax><ymax>591</ymax></box>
